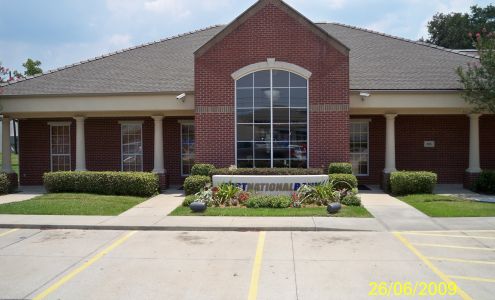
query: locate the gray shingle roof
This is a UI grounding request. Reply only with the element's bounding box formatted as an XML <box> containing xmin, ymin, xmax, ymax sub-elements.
<box><xmin>1</xmin><ymin>23</ymin><xmax>477</xmax><ymax>96</ymax></box>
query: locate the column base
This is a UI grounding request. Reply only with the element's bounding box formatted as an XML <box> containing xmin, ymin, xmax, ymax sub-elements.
<box><xmin>156</xmin><ymin>172</ymin><xmax>169</xmax><ymax>192</ymax></box>
<box><xmin>463</xmin><ymin>171</ymin><xmax>481</xmax><ymax>191</ymax></box>
<box><xmin>380</xmin><ymin>171</ymin><xmax>392</xmax><ymax>193</ymax></box>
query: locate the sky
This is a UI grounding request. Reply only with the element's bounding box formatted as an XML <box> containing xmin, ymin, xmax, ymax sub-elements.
<box><xmin>0</xmin><ymin>0</ymin><xmax>492</xmax><ymax>73</ymax></box>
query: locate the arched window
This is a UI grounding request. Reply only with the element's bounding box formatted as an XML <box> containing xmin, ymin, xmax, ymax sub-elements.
<box><xmin>236</xmin><ymin>69</ymin><xmax>308</xmax><ymax>168</ymax></box>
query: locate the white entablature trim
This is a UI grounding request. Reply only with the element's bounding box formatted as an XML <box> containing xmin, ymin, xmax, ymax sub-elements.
<box><xmin>231</xmin><ymin>58</ymin><xmax>312</xmax><ymax>80</ymax></box>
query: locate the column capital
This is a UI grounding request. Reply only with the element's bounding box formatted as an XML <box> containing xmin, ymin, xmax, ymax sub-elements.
<box><xmin>384</xmin><ymin>114</ymin><xmax>398</xmax><ymax>120</ymax></box>
<box><xmin>151</xmin><ymin>115</ymin><xmax>164</xmax><ymax>121</ymax></box>
<box><xmin>468</xmin><ymin>113</ymin><xmax>482</xmax><ymax>119</ymax></box>
<box><xmin>73</xmin><ymin>116</ymin><xmax>86</xmax><ymax>122</ymax></box>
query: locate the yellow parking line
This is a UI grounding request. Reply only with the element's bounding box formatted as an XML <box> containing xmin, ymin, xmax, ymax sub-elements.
<box><xmin>403</xmin><ymin>232</ymin><xmax>495</xmax><ymax>240</ymax></box>
<box><xmin>32</xmin><ymin>231</ymin><xmax>137</xmax><ymax>300</ymax></box>
<box><xmin>413</xmin><ymin>243</ymin><xmax>495</xmax><ymax>251</ymax></box>
<box><xmin>449</xmin><ymin>275</ymin><xmax>495</xmax><ymax>283</ymax></box>
<box><xmin>427</xmin><ymin>256</ymin><xmax>495</xmax><ymax>265</ymax></box>
<box><xmin>394</xmin><ymin>232</ymin><xmax>473</xmax><ymax>300</ymax></box>
<box><xmin>248</xmin><ymin>231</ymin><xmax>266</xmax><ymax>300</ymax></box>
<box><xmin>0</xmin><ymin>228</ymin><xmax>19</xmax><ymax>237</ymax></box>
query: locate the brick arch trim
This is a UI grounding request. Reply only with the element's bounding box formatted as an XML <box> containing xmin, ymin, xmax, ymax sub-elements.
<box><xmin>231</xmin><ymin>58</ymin><xmax>312</xmax><ymax>80</ymax></box>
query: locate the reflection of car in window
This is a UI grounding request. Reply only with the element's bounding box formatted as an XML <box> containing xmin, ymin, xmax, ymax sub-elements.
<box><xmin>290</xmin><ymin>144</ymin><xmax>307</xmax><ymax>159</ymax></box>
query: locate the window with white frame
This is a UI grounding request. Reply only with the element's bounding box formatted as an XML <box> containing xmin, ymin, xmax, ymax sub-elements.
<box><xmin>236</xmin><ymin>69</ymin><xmax>308</xmax><ymax>168</ymax></box>
<box><xmin>50</xmin><ymin>123</ymin><xmax>71</xmax><ymax>171</ymax></box>
<box><xmin>350</xmin><ymin>120</ymin><xmax>370</xmax><ymax>176</ymax></box>
<box><xmin>181</xmin><ymin>122</ymin><xmax>195</xmax><ymax>176</ymax></box>
<box><xmin>121</xmin><ymin>122</ymin><xmax>143</xmax><ymax>172</ymax></box>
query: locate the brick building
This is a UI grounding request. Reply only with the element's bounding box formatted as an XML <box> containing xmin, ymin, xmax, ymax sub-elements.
<box><xmin>0</xmin><ymin>0</ymin><xmax>492</xmax><ymax>189</ymax></box>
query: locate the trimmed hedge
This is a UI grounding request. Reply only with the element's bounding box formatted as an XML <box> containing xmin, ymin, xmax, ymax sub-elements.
<box><xmin>390</xmin><ymin>171</ymin><xmax>437</xmax><ymax>195</ymax></box>
<box><xmin>246</xmin><ymin>195</ymin><xmax>292</xmax><ymax>208</ymax></box>
<box><xmin>328</xmin><ymin>163</ymin><xmax>352</xmax><ymax>174</ymax></box>
<box><xmin>475</xmin><ymin>170</ymin><xmax>495</xmax><ymax>194</ymax></box>
<box><xmin>0</xmin><ymin>173</ymin><xmax>9</xmax><ymax>195</ymax></box>
<box><xmin>183</xmin><ymin>175</ymin><xmax>211</xmax><ymax>195</ymax></box>
<box><xmin>43</xmin><ymin>171</ymin><xmax>159</xmax><ymax>197</ymax></box>
<box><xmin>182</xmin><ymin>195</ymin><xmax>198</xmax><ymax>207</ymax></box>
<box><xmin>210</xmin><ymin>168</ymin><xmax>324</xmax><ymax>176</ymax></box>
<box><xmin>330</xmin><ymin>174</ymin><xmax>358</xmax><ymax>190</ymax></box>
<box><xmin>191</xmin><ymin>164</ymin><xmax>215</xmax><ymax>176</ymax></box>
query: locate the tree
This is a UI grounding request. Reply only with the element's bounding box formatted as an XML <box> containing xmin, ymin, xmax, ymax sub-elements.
<box><xmin>0</xmin><ymin>61</ymin><xmax>23</xmax><ymax>83</ymax></box>
<box><xmin>457</xmin><ymin>30</ymin><xmax>495</xmax><ymax>113</ymax></box>
<box><xmin>22</xmin><ymin>58</ymin><xmax>43</xmax><ymax>76</ymax></box>
<box><xmin>425</xmin><ymin>5</ymin><xmax>495</xmax><ymax>49</ymax></box>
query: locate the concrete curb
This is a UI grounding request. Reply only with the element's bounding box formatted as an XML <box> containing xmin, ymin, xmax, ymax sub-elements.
<box><xmin>0</xmin><ymin>224</ymin><xmax>376</xmax><ymax>232</ymax></box>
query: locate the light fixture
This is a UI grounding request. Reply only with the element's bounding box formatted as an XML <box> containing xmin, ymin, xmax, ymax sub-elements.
<box><xmin>359</xmin><ymin>92</ymin><xmax>370</xmax><ymax>101</ymax></box>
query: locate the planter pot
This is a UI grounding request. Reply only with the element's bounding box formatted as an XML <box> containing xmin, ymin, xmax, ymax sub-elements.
<box><xmin>189</xmin><ymin>202</ymin><xmax>207</xmax><ymax>213</ymax></box>
<box><xmin>327</xmin><ymin>203</ymin><xmax>342</xmax><ymax>214</ymax></box>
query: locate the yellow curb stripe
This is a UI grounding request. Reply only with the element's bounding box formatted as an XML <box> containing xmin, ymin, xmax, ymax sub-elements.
<box><xmin>248</xmin><ymin>231</ymin><xmax>266</xmax><ymax>300</ymax></box>
<box><xmin>413</xmin><ymin>243</ymin><xmax>495</xmax><ymax>251</ymax></box>
<box><xmin>394</xmin><ymin>232</ymin><xmax>473</xmax><ymax>300</ymax></box>
<box><xmin>402</xmin><ymin>232</ymin><xmax>495</xmax><ymax>240</ymax></box>
<box><xmin>427</xmin><ymin>256</ymin><xmax>495</xmax><ymax>265</ymax></box>
<box><xmin>0</xmin><ymin>228</ymin><xmax>19</xmax><ymax>237</ymax></box>
<box><xmin>32</xmin><ymin>231</ymin><xmax>137</xmax><ymax>300</ymax></box>
<box><xmin>449</xmin><ymin>275</ymin><xmax>495</xmax><ymax>283</ymax></box>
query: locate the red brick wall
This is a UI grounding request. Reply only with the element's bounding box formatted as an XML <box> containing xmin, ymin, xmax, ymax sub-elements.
<box><xmin>480</xmin><ymin>115</ymin><xmax>495</xmax><ymax>170</ymax></box>
<box><xmin>395</xmin><ymin>115</ymin><xmax>469</xmax><ymax>183</ymax></box>
<box><xmin>85</xmin><ymin>118</ymin><xmax>153</xmax><ymax>172</ymax></box>
<box><xmin>19</xmin><ymin>119</ymin><xmax>76</xmax><ymax>185</ymax></box>
<box><xmin>194</xmin><ymin>2</ymin><xmax>349</xmax><ymax>168</ymax></box>
<box><xmin>18</xmin><ymin>117</ymin><xmax>186</xmax><ymax>186</ymax></box>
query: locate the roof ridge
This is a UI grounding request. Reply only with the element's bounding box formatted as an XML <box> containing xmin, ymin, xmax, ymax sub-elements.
<box><xmin>317</xmin><ymin>22</ymin><xmax>478</xmax><ymax>59</ymax></box>
<box><xmin>2</xmin><ymin>25</ymin><xmax>224</xmax><ymax>87</ymax></box>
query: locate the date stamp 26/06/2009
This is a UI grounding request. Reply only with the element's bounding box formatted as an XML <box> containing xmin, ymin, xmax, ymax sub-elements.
<box><xmin>369</xmin><ymin>282</ymin><xmax>458</xmax><ymax>297</ymax></box>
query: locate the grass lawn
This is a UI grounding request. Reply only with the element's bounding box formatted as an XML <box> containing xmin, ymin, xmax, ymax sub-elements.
<box><xmin>0</xmin><ymin>193</ymin><xmax>147</xmax><ymax>216</ymax></box>
<box><xmin>0</xmin><ymin>153</ymin><xmax>19</xmax><ymax>174</ymax></box>
<box><xmin>399</xmin><ymin>194</ymin><xmax>495</xmax><ymax>217</ymax></box>
<box><xmin>169</xmin><ymin>205</ymin><xmax>372</xmax><ymax>217</ymax></box>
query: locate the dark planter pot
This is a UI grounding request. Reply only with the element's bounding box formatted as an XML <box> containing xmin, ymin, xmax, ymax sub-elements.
<box><xmin>189</xmin><ymin>202</ymin><xmax>207</xmax><ymax>213</ymax></box>
<box><xmin>327</xmin><ymin>203</ymin><xmax>342</xmax><ymax>214</ymax></box>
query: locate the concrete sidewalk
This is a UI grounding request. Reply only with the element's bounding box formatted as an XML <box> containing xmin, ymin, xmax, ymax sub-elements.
<box><xmin>0</xmin><ymin>186</ymin><xmax>45</xmax><ymax>205</ymax></box>
<box><xmin>360</xmin><ymin>188</ymin><xmax>445</xmax><ymax>231</ymax></box>
<box><xmin>435</xmin><ymin>184</ymin><xmax>495</xmax><ymax>203</ymax></box>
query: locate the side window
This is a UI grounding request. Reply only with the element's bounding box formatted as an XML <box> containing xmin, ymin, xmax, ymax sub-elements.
<box><xmin>350</xmin><ymin>120</ymin><xmax>369</xmax><ymax>175</ymax></box>
<box><xmin>50</xmin><ymin>123</ymin><xmax>71</xmax><ymax>171</ymax></box>
<box><xmin>121</xmin><ymin>123</ymin><xmax>143</xmax><ymax>171</ymax></box>
<box><xmin>181</xmin><ymin>122</ymin><xmax>195</xmax><ymax>176</ymax></box>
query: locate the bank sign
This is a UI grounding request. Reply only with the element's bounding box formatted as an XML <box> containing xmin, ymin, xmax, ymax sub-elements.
<box><xmin>212</xmin><ymin>175</ymin><xmax>329</xmax><ymax>195</ymax></box>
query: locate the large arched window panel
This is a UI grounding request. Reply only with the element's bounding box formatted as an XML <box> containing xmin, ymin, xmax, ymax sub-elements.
<box><xmin>236</xmin><ymin>70</ymin><xmax>308</xmax><ymax>168</ymax></box>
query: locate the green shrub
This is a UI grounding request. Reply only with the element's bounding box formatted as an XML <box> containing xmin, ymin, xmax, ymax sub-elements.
<box><xmin>296</xmin><ymin>182</ymin><xmax>337</xmax><ymax>206</ymax></box>
<box><xmin>43</xmin><ymin>171</ymin><xmax>159</xmax><ymax>197</ymax></box>
<box><xmin>328</xmin><ymin>163</ymin><xmax>352</xmax><ymax>174</ymax></box>
<box><xmin>0</xmin><ymin>172</ymin><xmax>17</xmax><ymax>194</ymax></box>
<box><xmin>390</xmin><ymin>171</ymin><xmax>437</xmax><ymax>195</ymax></box>
<box><xmin>191</xmin><ymin>164</ymin><xmax>215</xmax><ymax>176</ymax></box>
<box><xmin>246</xmin><ymin>195</ymin><xmax>291</xmax><ymax>208</ymax></box>
<box><xmin>329</xmin><ymin>174</ymin><xmax>358</xmax><ymax>190</ymax></box>
<box><xmin>475</xmin><ymin>170</ymin><xmax>495</xmax><ymax>194</ymax></box>
<box><xmin>182</xmin><ymin>195</ymin><xmax>198</xmax><ymax>207</ymax></box>
<box><xmin>341</xmin><ymin>193</ymin><xmax>361</xmax><ymax>206</ymax></box>
<box><xmin>0</xmin><ymin>173</ymin><xmax>9</xmax><ymax>195</ymax></box>
<box><xmin>183</xmin><ymin>175</ymin><xmax>211</xmax><ymax>195</ymax></box>
<box><xmin>210</xmin><ymin>168</ymin><xmax>324</xmax><ymax>176</ymax></box>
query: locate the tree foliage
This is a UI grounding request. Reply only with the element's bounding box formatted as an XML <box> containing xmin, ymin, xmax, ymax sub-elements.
<box><xmin>457</xmin><ymin>30</ymin><xmax>495</xmax><ymax>113</ymax></box>
<box><xmin>425</xmin><ymin>5</ymin><xmax>495</xmax><ymax>49</ymax></box>
<box><xmin>0</xmin><ymin>61</ymin><xmax>23</xmax><ymax>84</ymax></box>
<box><xmin>22</xmin><ymin>58</ymin><xmax>43</xmax><ymax>76</ymax></box>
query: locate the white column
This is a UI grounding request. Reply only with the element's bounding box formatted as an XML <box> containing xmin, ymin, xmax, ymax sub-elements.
<box><xmin>384</xmin><ymin>114</ymin><xmax>397</xmax><ymax>173</ymax></box>
<box><xmin>467</xmin><ymin>113</ymin><xmax>482</xmax><ymax>173</ymax></box>
<box><xmin>152</xmin><ymin>116</ymin><xmax>165</xmax><ymax>173</ymax></box>
<box><xmin>73</xmin><ymin>116</ymin><xmax>86</xmax><ymax>171</ymax></box>
<box><xmin>1</xmin><ymin>116</ymin><xmax>12</xmax><ymax>173</ymax></box>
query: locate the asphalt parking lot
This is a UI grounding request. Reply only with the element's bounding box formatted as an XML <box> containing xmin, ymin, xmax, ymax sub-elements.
<box><xmin>0</xmin><ymin>228</ymin><xmax>494</xmax><ymax>300</ymax></box>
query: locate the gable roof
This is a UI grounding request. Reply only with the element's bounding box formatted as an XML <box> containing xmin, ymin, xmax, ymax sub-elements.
<box><xmin>194</xmin><ymin>0</ymin><xmax>349</xmax><ymax>57</ymax></box>
<box><xmin>1</xmin><ymin>22</ymin><xmax>477</xmax><ymax>97</ymax></box>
